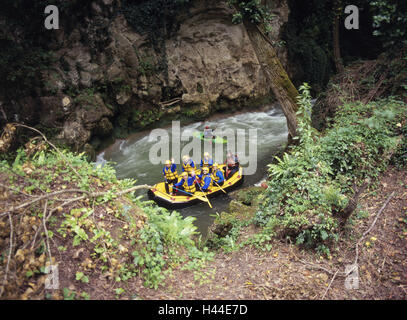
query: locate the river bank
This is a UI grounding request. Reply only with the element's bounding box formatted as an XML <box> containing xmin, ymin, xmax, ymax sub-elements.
<box><xmin>106</xmin><ymin>166</ymin><xmax>407</xmax><ymax>300</ymax></box>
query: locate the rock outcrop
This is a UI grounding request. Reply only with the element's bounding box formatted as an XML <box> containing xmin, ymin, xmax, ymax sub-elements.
<box><xmin>166</xmin><ymin>2</ymin><xmax>270</xmax><ymax>112</ymax></box>
<box><xmin>0</xmin><ymin>0</ymin><xmax>290</xmax><ymax>152</ymax></box>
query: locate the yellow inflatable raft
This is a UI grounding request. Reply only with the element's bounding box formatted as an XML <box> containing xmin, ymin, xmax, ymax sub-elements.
<box><xmin>147</xmin><ymin>164</ymin><xmax>243</xmax><ymax>209</ymax></box>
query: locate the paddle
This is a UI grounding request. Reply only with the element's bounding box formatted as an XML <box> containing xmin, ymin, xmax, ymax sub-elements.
<box><xmin>164</xmin><ymin>177</ymin><xmax>169</xmax><ymax>193</ymax></box>
<box><xmin>171</xmin><ymin>186</ymin><xmax>210</xmax><ymax>206</ymax></box>
<box><xmin>213</xmin><ymin>180</ymin><xmax>227</xmax><ymax>194</ymax></box>
<box><xmin>164</xmin><ymin>176</ymin><xmax>176</xmax><ymax>194</ymax></box>
<box><xmin>194</xmin><ymin>176</ymin><xmax>213</xmax><ymax>209</ymax></box>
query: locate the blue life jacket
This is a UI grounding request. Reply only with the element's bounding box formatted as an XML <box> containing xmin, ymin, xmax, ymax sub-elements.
<box><xmin>200</xmin><ymin>157</ymin><xmax>213</xmax><ymax>169</ymax></box>
<box><xmin>211</xmin><ymin>168</ymin><xmax>224</xmax><ymax>184</ymax></box>
<box><xmin>198</xmin><ymin>173</ymin><xmax>213</xmax><ymax>191</ymax></box>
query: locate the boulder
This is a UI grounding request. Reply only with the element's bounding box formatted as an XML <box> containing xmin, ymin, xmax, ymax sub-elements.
<box><xmin>79</xmin><ymin>94</ymin><xmax>113</xmax><ymax>131</ymax></box>
<box><xmin>59</xmin><ymin>121</ymin><xmax>91</xmax><ymax>150</ymax></box>
<box><xmin>38</xmin><ymin>95</ymin><xmax>68</xmax><ymax>126</ymax></box>
<box><xmin>166</xmin><ymin>1</ymin><xmax>271</xmax><ymax>112</ymax></box>
<box><xmin>82</xmin><ymin>143</ymin><xmax>96</xmax><ymax>162</ymax></box>
<box><xmin>94</xmin><ymin>117</ymin><xmax>113</xmax><ymax>137</ymax></box>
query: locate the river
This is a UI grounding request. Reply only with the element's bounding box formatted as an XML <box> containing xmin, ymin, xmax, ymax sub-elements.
<box><xmin>96</xmin><ymin>104</ymin><xmax>288</xmax><ymax>237</ymax></box>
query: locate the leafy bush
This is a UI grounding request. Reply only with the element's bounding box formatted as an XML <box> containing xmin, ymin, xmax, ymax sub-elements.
<box><xmin>132</xmin><ymin>203</ymin><xmax>207</xmax><ymax>288</ymax></box>
<box><xmin>391</xmin><ymin>118</ymin><xmax>407</xmax><ymax>168</ymax></box>
<box><xmin>255</xmin><ymin>83</ymin><xmax>405</xmax><ymax>254</ymax></box>
<box><xmin>227</xmin><ymin>0</ymin><xmax>275</xmax><ymax>33</ymax></box>
<box><xmin>0</xmin><ymin>144</ymin><xmax>213</xmax><ymax>294</ymax></box>
<box><xmin>319</xmin><ymin>98</ymin><xmax>402</xmax><ymax>183</ymax></box>
<box><xmin>0</xmin><ymin>42</ymin><xmax>56</xmax><ymax>97</ymax></box>
<box><xmin>371</xmin><ymin>0</ymin><xmax>407</xmax><ymax>48</ymax></box>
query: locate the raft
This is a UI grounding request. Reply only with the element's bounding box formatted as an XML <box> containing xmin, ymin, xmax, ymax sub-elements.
<box><xmin>147</xmin><ymin>164</ymin><xmax>243</xmax><ymax>209</ymax></box>
<box><xmin>192</xmin><ymin>131</ymin><xmax>227</xmax><ymax>144</ymax></box>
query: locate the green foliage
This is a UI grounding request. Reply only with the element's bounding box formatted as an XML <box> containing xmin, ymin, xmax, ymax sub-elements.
<box><xmin>59</xmin><ymin>208</ymin><xmax>93</xmax><ymax>246</ymax></box>
<box><xmin>137</xmin><ymin>55</ymin><xmax>157</xmax><ymax>76</ymax></box>
<box><xmin>1</xmin><ymin>145</ymin><xmax>213</xmax><ymax>291</ymax></box>
<box><xmin>146</xmin><ymin>209</ymin><xmax>197</xmax><ymax>245</ymax></box>
<box><xmin>319</xmin><ymin>98</ymin><xmax>401</xmax><ymax>182</ymax></box>
<box><xmin>131</xmin><ymin>201</ymin><xmax>213</xmax><ymax>288</ymax></box>
<box><xmin>207</xmin><ymin>225</ymin><xmax>243</xmax><ymax>253</ymax></box>
<box><xmin>371</xmin><ymin>0</ymin><xmax>407</xmax><ymax>47</ymax></box>
<box><xmin>63</xmin><ymin>288</ymin><xmax>76</xmax><ymax>300</ymax></box>
<box><xmin>255</xmin><ymin>83</ymin><xmax>406</xmax><ymax>253</ymax></box>
<box><xmin>115</xmin><ymin>287</ymin><xmax>125</xmax><ymax>296</ymax></box>
<box><xmin>391</xmin><ymin>119</ymin><xmax>407</xmax><ymax>168</ymax></box>
<box><xmin>74</xmin><ymin>88</ymin><xmax>98</xmax><ymax>109</ymax></box>
<box><xmin>131</xmin><ymin>108</ymin><xmax>163</xmax><ymax>128</ymax></box>
<box><xmin>228</xmin><ymin>0</ymin><xmax>275</xmax><ymax>34</ymax></box>
<box><xmin>75</xmin><ymin>271</ymin><xmax>90</xmax><ymax>283</ymax></box>
<box><xmin>81</xmin><ymin>292</ymin><xmax>91</xmax><ymax>300</ymax></box>
<box><xmin>356</xmin><ymin>209</ymin><xmax>370</xmax><ymax>220</ymax></box>
<box><xmin>0</xmin><ymin>42</ymin><xmax>56</xmax><ymax>97</ymax></box>
<box><xmin>62</xmin><ymin>287</ymin><xmax>90</xmax><ymax>300</ymax></box>
<box><xmin>235</xmin><ymin>187</ymin><xmax>264</xmax><ymax>206</ymax></box>
<box><xmin>206</xmin><ymin>210</ymin><xmax>253</xmax><ymax>253</ymax></box>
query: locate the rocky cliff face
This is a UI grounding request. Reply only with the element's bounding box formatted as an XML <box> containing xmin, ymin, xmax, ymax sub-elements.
<box><xmin>0</xmin><ymin>0</ymin><xmax>289</xmax><ymax>155</ymax></box>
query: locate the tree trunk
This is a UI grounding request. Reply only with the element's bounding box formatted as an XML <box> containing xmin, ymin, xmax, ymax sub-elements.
<box><xmin>339</xmin><ymin>181</ymin><xmax>368</xmax><ymax>225</ymax></box>
<box><xmin>333</xmin><ymin>0</ymin><xmax>344</xmax><ymax>73</ymax></box>
<box><xmin>242</xmin><ymin>19</ymin><xmax>299</xmax><ymax>139</ymax></box>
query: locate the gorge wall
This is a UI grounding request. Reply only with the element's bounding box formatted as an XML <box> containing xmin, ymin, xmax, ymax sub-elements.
<box><xmin>0</xmin><ymin>0</ymin><xmax>290</xmax><ymax>156</ymax></box>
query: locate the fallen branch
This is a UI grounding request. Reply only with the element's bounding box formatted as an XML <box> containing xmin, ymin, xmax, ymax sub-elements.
<box><xmin>321</xmin><ymin>269</ymin><xmax>339</xmax><ymax>300</ymax></box>
<box><xmin>0</xmin><ymin>182</ymin><xmax>35</xmax><ymax>198</ymax></box>
<box><xmin>0</xmin><ymin>189</ymin><xmax>92</xmax><ymax>216</ymax></box>
<box><xmin>297</xmin><ymin>259</ymin><xmax>337</xmax><ymax>276</ymax></box>
<box><xmin>158</xmin><ymin>98</ymin><xmax>182</xmax><ymax>108</ymax></box>
<box><xmin>1</xmin><ymin>184</ymin><xmax>153</xmax><ymax>219</ymax></box>
<box><xmin>95</xmin><ymin>184</ymin><xmax>153</xmax><ymax>198</ymax></box>
<box><xmin>42</xmin><ymin>202</ymin><xmax>53</xmax><ymax>268</ymax></box>
<box><xmin>12</xmin><ymin>123</ymin><xmax>82</xmax><ymax>180</ymax></box>
<box><xmin>352</xmin><ymin>191</ymin><xmax>395</xmax><ymax>269</ymax></box>
<box><xmin>0</xmin><ymin>213</ymin><xmax>14</xmax><ymax>298</ymax></box>
<box><xmin>44</xmin><ymin>184</ymin><xmax>153</xmax><ymax>219</ymax></box>
<box><xmin>340</xmin><ymin>180</ymin><xmax>369</xmax><ymax>223</ymax></box>
<box><xmin>320</xmin><ymin>191</ymin><xmax>395</xmax><ymax>299</ymax></box>
<box><xmin>47</xmin><ymin>196</ymin><xmax>86</xmax><ymax>220</ymax></box>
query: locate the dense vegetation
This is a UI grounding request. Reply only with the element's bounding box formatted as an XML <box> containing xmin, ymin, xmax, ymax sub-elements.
<box><xmin>208</xmin><ymin>82</ymin><xmax>406</xmax><ymax>256</ymax></box>
<box><xmin>228</xmin><ymin>0</ymin><xmax>275</xmax><ymax>33</ymax></box>
<box><xmin>371</xmin><ymin>0</ymin><xmax>407</xmax><ymax>47</ymax></box>
<box><xmin>256</xmin><ymin>86</ymin><xmax>405</xmax><ymax>253</ymax></box>
<box><xmin>0</xmin><ymin>143</ymin><xmax>213</xmax><ymax>298</ymax></box>
<box><xmin>282</xmin><ymin>0</ymin><xmax>384</xmax><ymax>93</ymax></box>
